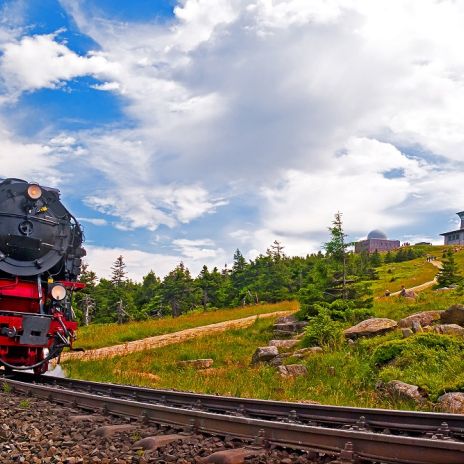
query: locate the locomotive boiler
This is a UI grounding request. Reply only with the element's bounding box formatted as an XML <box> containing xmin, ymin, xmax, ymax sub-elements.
<box><xmin>0</xmin><ymin>178</ymin><xmax>85</xmax><ymax>374</ymax></box>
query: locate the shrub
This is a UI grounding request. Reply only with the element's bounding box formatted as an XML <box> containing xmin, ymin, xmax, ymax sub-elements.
<box><xmin>304</xmin><ymin>299</ymin><xmax>374</xmax><ymax>325</ymax></box>
<box><xmin>371</xmin><ymin>333</ymin><xmax>464</xmax><ymax>366</ymax></box>
<box><xmin>302</xmin><ymin>309</ymin><xmax>344</xmax><ymax>349</ymax></box>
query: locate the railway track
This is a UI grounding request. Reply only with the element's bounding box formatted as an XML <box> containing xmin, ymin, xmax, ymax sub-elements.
<box><xmin>2</xmin><ymin>373</ymin><xmax>464</xmax><ymax>463</ymax></box>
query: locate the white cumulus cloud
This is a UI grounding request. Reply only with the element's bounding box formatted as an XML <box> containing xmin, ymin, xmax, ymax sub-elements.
<box><xmin>0</xmin><ymin>32</ymin><xmax>119</xmax><ymax>97</ymax></box>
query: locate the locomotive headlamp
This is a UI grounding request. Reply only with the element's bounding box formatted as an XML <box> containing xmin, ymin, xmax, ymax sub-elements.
<box><xmin>27</xmin><ymin>183</ymin><xmax>42</xmax><ymax>200</ymax></box>
<box><xmin>50</xmin><ymin>284</ymin><xmax>67</xmax><ymax>301</ymax></box>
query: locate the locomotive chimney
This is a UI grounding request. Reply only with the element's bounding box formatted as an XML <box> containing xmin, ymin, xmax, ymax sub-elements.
<box><xmin>458</xmin><ymin>211</ymin><xmax>464</xmax><ymax>230</ymax></box>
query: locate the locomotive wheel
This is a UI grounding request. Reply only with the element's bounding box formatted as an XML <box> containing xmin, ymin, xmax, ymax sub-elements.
<box><xmin>33</xmin><ymin>363</ymin><xmax>48</xmax><ymax>376</ymax></box>
<box><xmin>2</xmin><ymin>365</ymin><xmax>13</xmax><ymax>376</ymax></box>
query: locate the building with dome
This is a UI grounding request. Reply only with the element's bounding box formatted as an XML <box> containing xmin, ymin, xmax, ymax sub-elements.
<box><xmin>354</xmin><ymin>229</ymin><xmax>400</xmax><ymax>254</ymax></box>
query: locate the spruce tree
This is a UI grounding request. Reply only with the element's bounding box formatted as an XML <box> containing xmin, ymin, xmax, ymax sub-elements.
<box><xmin>160</xmin><ymin>262</ymin><xmax>198</xmax><ymax>317</ymax></box>
<box><xmin>299</xmin><ymin>212</ymin><xmax>373</xmax><ymax>321</ymax></box>
<box><xmin>384</xmin><ymin>251</ymin><xmax>394</xmax><ymax>263</ymax></box>
<box><xmin>370</xmin><ymin>250</ymin><xmax>382</xmax><ymax>267</ymax></box>
<box><xmin>437</xmin><ymin>249</ymin><xmax>462</xmax><ymax>287</ymax></box>
<box><xmin>111</xmin><ymin>255</ymin><xmax>127</xmax><ymax>286</ymax></box>
<box><xmin>324</xmin><ymin>212</ymin><xmax>350</xmax><ymax>299</ymax></box>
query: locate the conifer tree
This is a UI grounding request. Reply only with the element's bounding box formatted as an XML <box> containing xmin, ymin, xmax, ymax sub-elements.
<box><xmin>299</xmin><ymin>212</ymin><xmax>373</xmax><ymax>321</ymax></box>
<box><xmin>111</xmin><ymin>255</ymin><xmax>127</xmax><ymax>286</ymax></box>
<box><xmin>324</xmin><ymin>212</ymin><xmax>349</xmax><ymax>299</ymax></box>
<box><xmin>437</xmin><ymin>249</ymin><xmax>462</xmax><ymax>287</ymax></box>
<box><xmin>74</xmin><ymin>262</ymin><xmax>97</xmax><ymax>324</ymax></box>
<box><xmin>160</xmin><ymin>262</ymin><xmax>198</xmax><ymax>317</ymax></box>
<box><xmin>370</xmin><ymin>250</ymin><xmax>382</xmax><ymax>267</ymax></box>
<box><xmin>384</xmin><ymin>251</ymin><xmax>394</xmax><ymax>263</ymax></box>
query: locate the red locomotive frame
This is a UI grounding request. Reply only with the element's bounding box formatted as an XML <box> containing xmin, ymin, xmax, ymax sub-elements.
<box><xmin>0</xmin><ymin>277</ymin><xmax>83</xmax><ymax>374</ymax></box>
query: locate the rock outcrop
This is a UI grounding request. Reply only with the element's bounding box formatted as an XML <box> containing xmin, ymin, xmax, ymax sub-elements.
<box><xmin>441</xmin><ymin>305</ymin><xmax>464</xmax><ymax>325</ymax></box>
<box><xmin>273</xmin><ymin>315</ymin><xmax>307</xmax><ymax>337</ymax></box>
<box><xmin>437</xmin><ymin>392</ymin><xmax>464</xmax><ymax>413</ymax></box>
<box><xmin>344</xmin><ymin>318</ymin><xmax>397</xmax><ymax>339</ymax></box>
<box><xmin>386</xmin><ymin>380</ymin><xmax>427</xmax><ymax>403</ymax></box>
<box><xmin>268</xmin><ymin>339</ymin><xmax>299</xmax><ymax>350</ymax></box>
<box><xmin>433</xmin><ymin>324</ymin><xmax>464</xmax><ymax>336</ymax></box>
<box><xmin>251</xmin><ymin>346</ymin><xmax>279</xmax><ymax>364</ymax></box>
<box><xmin>398</xmin><ymin>311</ymin><xmax>443</xmax><ymax>329</ymax></box>
<box><xmin>277</xmin><ymin>364</ymin><xmax>308</xmax><ymax>378</ymax></box>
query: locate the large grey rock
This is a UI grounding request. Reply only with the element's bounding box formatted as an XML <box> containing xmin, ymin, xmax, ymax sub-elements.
<box><xmin>268</xmin><ymin>339</ymin><xmax>299</xmax><ymax>350</ymax></box>
<box><xmin>251</xmin><ymin>346</ymin><xmax>279</xmax><ymax>364</ymax></box>
<box><xmin>386</xmin><ymin>380</ymin><xmax>427</xmax><ymax>403</ymax></box>
<box><xmin>344</xmin><ymin>318</ymin><xmax>397</xmax><ymax>339</ymax></box>
<box><xmin>274</xmin><ymin>321</ymin><xmax>308</xmax><ymax>336</ymax></box>
<box><xmin>437</xmin><ymin>392</ymin><xmax>464</xmax><ymax>413</ymax></box>
<box><xmin>441</xmin><ymin>305</ymin><xmax>464</xmax><ymax>325</ymax></box>
<box><xmin>401</xmin><ymin>328</ymin><xmax>413</xmax><ymax>338</ymax></box>
<box><xmin>398</xmin><ymin>311</ymin><xmax>443</xmax><ymax>328</ymax></box>
<box><xmin>411</xmin><ymin>321</ymin><xmax>423</xmax><ymax>333</ymax></box>
<box><xmin>277</xmin><ymin>364</ymin><xmax>308</xmax><ymax>378</ymax></box>
<box><xmin>274</xmin><ymin>314</ymin><xmax>307</xmax><ymax>336</ymax></box>
<box><xmin>433</xmin><ymin>324</ymin><xmax>464</xmax><ymax>336</ymax></box>
<box><xmin>268</xmin><ymin>356</ymin><xmax>284</xmax><ymax>366</ymax></box>
<box><xmin>275</xmin><ymin>314</ymin><xmax>299</xmax><ymax>325</ymax></box>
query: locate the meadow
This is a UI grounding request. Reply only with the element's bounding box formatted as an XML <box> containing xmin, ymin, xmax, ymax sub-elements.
<box><xmin>63</xmin><ymin>246</ymin><xmax>464</xmax><ymax>409</ymax></box>
<box><xmin>73</xmin><ymin>300</ymin><xmax>298</xmax><ymax>350</ymax></box>
<box><xmin>64</xmin><ymin>318</ymin><xmax>395</xmax><ymax>408</ymax></box>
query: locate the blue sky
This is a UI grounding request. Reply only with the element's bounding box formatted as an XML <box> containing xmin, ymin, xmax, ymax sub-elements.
<box><xmin>1</xmin><ymin>0</ymin><xmax>464</xmax><ymax>280</ymax></box>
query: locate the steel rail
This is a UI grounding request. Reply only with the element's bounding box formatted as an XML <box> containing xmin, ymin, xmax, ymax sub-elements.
<box><xmin>3</xmin><ymin>377</ymin><xmax>464</xmax><ymax>464</ymax></box>
<box><xmin>8</xmin><ymin>372</ymin><xmax>464</xmax><ymax>437</ymax></box>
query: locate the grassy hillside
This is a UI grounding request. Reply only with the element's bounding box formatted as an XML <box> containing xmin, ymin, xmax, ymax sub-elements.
<box><xmin>63</xmin><ymin>246</ymin><xmax>464</xmax><ymax>410</ymax></box>
<box><xmin>64</xmin><ymin>318</ymin><xmax>414</xmax><ymax>408</ymax></box>
<box><xmin>371</xmin><ymin>258</ymin><xmax>437</xmax><ymax>296</ymax></box>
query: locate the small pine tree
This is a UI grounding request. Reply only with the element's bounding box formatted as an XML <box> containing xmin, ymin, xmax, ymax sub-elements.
<box><xmin>437</xmin><ymin>249</ymin><xmax>463</xmax><ymax>287</ymax></box>
<box><xmin>384</xmin><ymin>251</ymin><xmax>394</xmax><ymax>263</ymax></box>
<box><xmin>406</xmin><ymin>248</ymin><xmax>415</xmax><ymax>260</ymax></box>
<box><xmin>324</xmin><ymin>212</ymin><xmax>349</xmax><ymax>299</ymax></box>
<box><xmin>370</xmin><ymin>250</ymin><xmax>382</xmax><ymax>267</ymax></box>
<box><xmin>111</xmin><ymin>255</ymin><xmax>127</xmax><ymax>286</ymax></box>
<box><xmin>394</xmin><ymin>248</ymin><xmax>403</xmax><ymax>262</ymax></box>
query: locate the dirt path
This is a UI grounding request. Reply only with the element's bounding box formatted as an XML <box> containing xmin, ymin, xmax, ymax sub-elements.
<box><xmin>61</xmin><ymin>310</ymin><xmax>294</xmax><ymax>362</ymax></box>
<box><xmin>386</xmin><ymin>260</ymin><xmax>442</xmax><ymax>297</ymax></box>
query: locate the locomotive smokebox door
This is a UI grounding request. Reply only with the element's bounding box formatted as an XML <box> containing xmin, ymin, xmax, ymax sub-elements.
<box><xmin>19</xmin><ymin>316</ymin><xmax>51</xmax><ymax>345</ymax></box>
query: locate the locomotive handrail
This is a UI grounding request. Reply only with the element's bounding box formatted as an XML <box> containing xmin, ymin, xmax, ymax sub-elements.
<box><xmin>0</xmin><ymin>311</ymin><xmax>52</xmax><ymax>318</ymax></box>
<box><xmin>0</xmin><ymin>212</ymin><xmax>61</xmax><ymax>226</ymax></box>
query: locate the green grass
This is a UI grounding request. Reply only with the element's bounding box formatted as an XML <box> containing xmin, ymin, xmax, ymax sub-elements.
<box><xmin>73</xmin><ymin>301</ymin><xmax>298</xmax><ymax>350</ymax></box>
<box><xmin>64</xmin><ymin>318</ymin><xmax>416</xmax><ymax>409</ymax></box>
<box><xmin>374</xmin><ymin>288</ymin><xmax>463</xmax><ymax>320</ymax></box>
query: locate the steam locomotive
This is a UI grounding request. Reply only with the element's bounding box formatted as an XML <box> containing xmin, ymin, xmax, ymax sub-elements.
<box><xmin>0</xmin><ymin>178</ymin><xmax>85</xmax><ymax>374</ymax></box>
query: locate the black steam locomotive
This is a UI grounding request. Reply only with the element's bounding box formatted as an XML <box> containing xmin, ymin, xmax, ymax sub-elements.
<box><xmin>0</xmin><ymin>178</ymin><xmax>85</xmax><ymax>374</ymax></box>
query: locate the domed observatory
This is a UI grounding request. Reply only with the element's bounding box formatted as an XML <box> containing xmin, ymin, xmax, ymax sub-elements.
<box><xmin>355</xmin><ymin>229</ymin><xmax>400</xmax><ymax>253</ymax></box>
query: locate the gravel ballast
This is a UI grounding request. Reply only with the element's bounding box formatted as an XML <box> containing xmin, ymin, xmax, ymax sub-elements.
<box><xmin>0</xmin><ymin>390</ymin><xmax>321</xmax><ymax>463</ymax></box>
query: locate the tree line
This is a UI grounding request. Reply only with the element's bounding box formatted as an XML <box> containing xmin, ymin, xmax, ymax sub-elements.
<box><xmin>73</xmin><ymin>215</ymin><xmax>426</xmax><ymax>325</ymax></box>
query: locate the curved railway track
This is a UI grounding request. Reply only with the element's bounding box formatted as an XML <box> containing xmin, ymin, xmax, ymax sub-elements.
<box><xmin>2</xmin><ymin>373</ymin><xmax>464</xmax><ymax>464</ymax></box>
